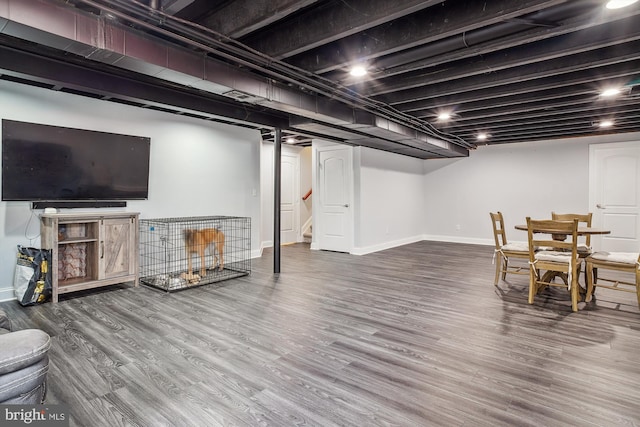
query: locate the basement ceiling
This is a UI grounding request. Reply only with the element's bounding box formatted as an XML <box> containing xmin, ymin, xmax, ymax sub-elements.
<box><xmin>1</xmin><ymin>0</ymin><xmax>639</xmax><ymax>158</ymax></box>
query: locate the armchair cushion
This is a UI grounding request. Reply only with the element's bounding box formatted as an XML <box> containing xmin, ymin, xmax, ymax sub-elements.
<box><xmin>0</xmin><ymin>329</ymin><xmax>50</xmax><ymax>375</ymax></box>
<box><xmin>0</xmin><ymin>309</ymin><xmax>51</xmax><ymax>404</ymax></box>
<box><xmin>0</xmin><ymin>352</ymin><xmax>49</xmax><ymax>404</ymax></box>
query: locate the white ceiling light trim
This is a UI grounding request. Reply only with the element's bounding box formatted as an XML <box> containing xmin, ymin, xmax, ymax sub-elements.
<box><xmin>349</xmin><ymin>65</ymin><xmax>368</xmax><ymax>77</ymax></box>
<box><xmin>601</xmin><ymin>88</ymin><xmax>621</xmax><ymax>97</ymax></box>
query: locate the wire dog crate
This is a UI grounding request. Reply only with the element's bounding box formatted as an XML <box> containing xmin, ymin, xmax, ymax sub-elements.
<box><xmin>139</xmin><ymin>216</ymin><xmax>251</xmax><ymax>291</ymax></box>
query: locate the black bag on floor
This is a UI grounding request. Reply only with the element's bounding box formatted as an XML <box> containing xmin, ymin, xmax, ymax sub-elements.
<box><xmin>13</xmin><ymin>245</ymin><xmax>52</xmax><ymax>306</ymax></box>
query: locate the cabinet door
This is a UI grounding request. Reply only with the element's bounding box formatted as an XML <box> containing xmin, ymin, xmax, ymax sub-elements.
<box><xmin>100</xmin><ymin>217</ymin><xmax>136</xmax><ymax>279</ymax></box>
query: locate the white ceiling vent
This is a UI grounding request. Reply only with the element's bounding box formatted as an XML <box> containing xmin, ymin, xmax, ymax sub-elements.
<box><xmin>221</xmin><ymin>90</ymin><xmax>266</xmax><ymax>104</ymax></box>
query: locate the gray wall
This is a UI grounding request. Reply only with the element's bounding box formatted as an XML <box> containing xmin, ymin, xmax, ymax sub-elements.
<box><xmin>3</xmin><ymin>78</ymin><xmax>640</xmax><ymax>301</ymax></box>
<box><xmin>423</xmin><ymin>134</ymin><xmax>640</xmax><ymax>245</ymax></box>
<box><xmin>0</xmin><ymin>80</ymin><xmax>263</xmax><ymax>300</ymax></box>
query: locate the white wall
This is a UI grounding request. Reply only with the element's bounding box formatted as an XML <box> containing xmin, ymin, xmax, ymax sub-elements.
<box><xmin>423</xmin><ymin>133</ymin><xmax>640</xmax><ymax>246</ymax></box>
<box><xmin>352</xmin><ymin>146</ymin><xmax>425</xmax><ymax>254</ymax></box>
<box><xmin>0</xmin><ymin>80</ymin><xmax>263</xmax><ymax>300</ymax></box>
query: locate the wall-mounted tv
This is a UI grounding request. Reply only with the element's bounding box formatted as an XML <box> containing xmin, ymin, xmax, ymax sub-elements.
<box><xmin>2</xmin><ymin>119</ymin><xmax>150</xmax><ymax>202</ymax></box>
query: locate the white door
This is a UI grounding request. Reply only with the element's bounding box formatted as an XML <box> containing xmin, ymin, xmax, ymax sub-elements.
<box><xmin>589</xmin><ymin>141</ymin><xmax>640</xmax><ymax>252</ymax></box>
<box><xmin>316</xmin><ymin>145</ymin><xmax>352</xmax><ymax>252</ymax></box>
<box><xmin>280</xmin><ymin>151</ymin><xmax>299</xmax><ymax>244</ymax></box>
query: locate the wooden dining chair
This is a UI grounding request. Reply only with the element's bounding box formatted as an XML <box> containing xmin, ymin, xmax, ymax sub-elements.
<box><xmin>551</xmin><ymin>212</ymin><xmax>593</xmax><ymax>257</ymax></box>
<box><xmin>490</xmin><ymin>212</ymin><xmax>529</xmax><ymax>286</ymax></box>
<box><xmin>585</xmin><ymin>251</ymin><xmax>640</xmax><ymax>308</ymax></box>
<box><xmin>551</xmin><ymin>212</ymin><xmax>593</xmax><ymax>284</ymax></box>
<box><xmin>526</xmin><ymin>217</ymin><xmax>581</xmax><ymax>312</ymax></box>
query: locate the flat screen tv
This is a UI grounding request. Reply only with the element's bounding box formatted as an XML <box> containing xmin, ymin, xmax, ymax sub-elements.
<box><xmin>2</xmin><ymin>120</ymin><xmax>150</xmax><ymax>202</ymax></box>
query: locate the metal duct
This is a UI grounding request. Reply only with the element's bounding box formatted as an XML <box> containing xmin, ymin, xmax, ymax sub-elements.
<box><xmin>0</xmin><ymin>0</ymin><xmax>469</xmax><ymax>158</ymax></box>
<box><xmin>289</xmin><ymin>116</ymin><xmax>467</xmax><ymax>159</ymax></box>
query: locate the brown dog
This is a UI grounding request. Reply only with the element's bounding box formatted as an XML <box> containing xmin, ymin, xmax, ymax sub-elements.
<box><xmin>184</xmin><ymin>228</ymin><xmax>225</xmax><ymax>277</ymax></box>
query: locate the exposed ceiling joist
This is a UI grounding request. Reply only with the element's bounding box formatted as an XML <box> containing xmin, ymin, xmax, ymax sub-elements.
<box><xmin>288</xmin><ymin>0</ymin><xmax>574</xmax><ymax>74</ymax></box>
<box><xmin>200</xmin><ymin>0</ymin><xmax>319</xmax><ymax>38</ymax></box>
<box><xmin>242</xmin><ymin>0</ymin><xmax>441</xmax><ymax>59</ymax></box>
<box><xmin>366</xmin><ymin>15</ymin><xmax>640</xmax><ymax>97</ymax></box>
<box><xmin>1</xmin><ymin>0</ymin><xmax>638</xmax><ymax>153</ymax></box>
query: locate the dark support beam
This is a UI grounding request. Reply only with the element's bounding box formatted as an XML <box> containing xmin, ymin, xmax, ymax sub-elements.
<box><xmin>0</xmin><ymin>41</ymin><xmax>289</xmax><ymax>129</ymax></box>
<box><xmin>273</xmin><ymin>128</ymin><xmax>282</xmax><ymax>274</ymax></box>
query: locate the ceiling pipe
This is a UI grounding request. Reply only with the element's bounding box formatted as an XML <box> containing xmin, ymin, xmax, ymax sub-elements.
<box><xmin>149</xmin><ymin>0</ymin><xmax>159</xmax><ymax>10</ymax></box>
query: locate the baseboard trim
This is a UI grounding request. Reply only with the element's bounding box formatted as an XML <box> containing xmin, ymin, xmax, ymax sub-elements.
<box><xmin>0</xmin><ymin>287</ymin><xmax>15</xmax><ymax>302</ymax></box>
<box><xmin>351</xmin><ymin>235</ymin><xmax>425</xmax><ymax>256</ymax></box>
<box><xmin>421</xmin><ymin>235</ymin><xmax>497</xmax><ymax>246</ymax></box>
<box><xmin>251</xmin><ymin>248</ymin><xmax>263</xmax><ymax>259</ymax></box>
<box><xmin>265</xmin><ymin>235</ymin><xmax>511</xmax><ymax>256</ymax></box>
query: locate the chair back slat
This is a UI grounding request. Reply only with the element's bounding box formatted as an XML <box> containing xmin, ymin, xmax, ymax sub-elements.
<box><xmin>551</xmin><ymin>212</ymin><xmax>593</xmax><ymax>247</ymax></box>
<box><xmin>490</xmin><ymin>211</ymin><xmax>507</xmax><ymax>249</ymax></box>
<box><xmin>527</xmin><ymin>218</ymin><xmax>579</xmax><ymax>259</ymax></box>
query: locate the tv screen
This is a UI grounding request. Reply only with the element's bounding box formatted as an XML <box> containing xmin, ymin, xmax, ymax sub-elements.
<box><xmin>2</xmin><ymin>120</ymin><xmax>150</xmax><ymax>201</ymax></box>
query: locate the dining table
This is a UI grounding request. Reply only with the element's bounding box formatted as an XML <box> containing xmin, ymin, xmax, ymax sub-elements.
<box><xmin>513</xmin><ymin>223</ymin><xmax>611</xmax><ymax>293</ymax></box>
<box><xmin>514</xmin><ymin>224</ymin><xmax>611</xmax><ymax>236</ymax></box>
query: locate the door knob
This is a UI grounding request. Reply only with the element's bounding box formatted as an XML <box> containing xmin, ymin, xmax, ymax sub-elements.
<box><xmin>596</xmin><ymin>204</ymin><xmax>606</xmax><ymax>209</ymax></box>
<box><xmin>343</xmin><ymin>204</ymin><xmax>349</xmax><ymax>208</ymax></box>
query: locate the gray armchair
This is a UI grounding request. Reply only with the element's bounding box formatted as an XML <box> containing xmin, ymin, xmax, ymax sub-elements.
<box><xmin>0</xmin><ymin>308</ymin><xmax>51</xmax><ymax>404</ymax></box>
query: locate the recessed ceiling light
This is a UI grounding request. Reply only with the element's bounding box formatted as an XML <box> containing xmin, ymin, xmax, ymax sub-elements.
<box><xmin>438</xmin><ymin>112</ymin><xmax>451</xmax><ymax>121</ymax></box>
<box><xmin>599</xmin><ymin>120</ymin><xmax>614</xmax><ymax>128</ymax></box>
<box><xmin>477</xmin><ymin>132</ymin><xmax>489</xmax><ymax>141</ymax></box>
<box><xmin>101</xmin><ymin>11</ymin><xmax>118</xmax><ymax>20</ymax></box>
<box><xmin>606</xmin><ymin>0</ymin><xmax>638</xmax><ymax>9</ymax></box>
<box><xmin>601</xmin><ymin>88</ymin><xmax>621</xmax><ymax>97</ymax></box>
<box><xmin>286</xmin><ymin>137</ymin><xmax>296</xmax><ymax>144</ymax></box>
<box><xmin>349</xmin><ymin>65</ymin><xmax>367</xmax><ymax>77</ymax></box>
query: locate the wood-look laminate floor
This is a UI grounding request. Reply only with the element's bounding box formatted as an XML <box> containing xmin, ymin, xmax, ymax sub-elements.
<box><xmin>2</xmin><ymin>241</ymin><xmax>640</xmax><ymax>426</ymax></box>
